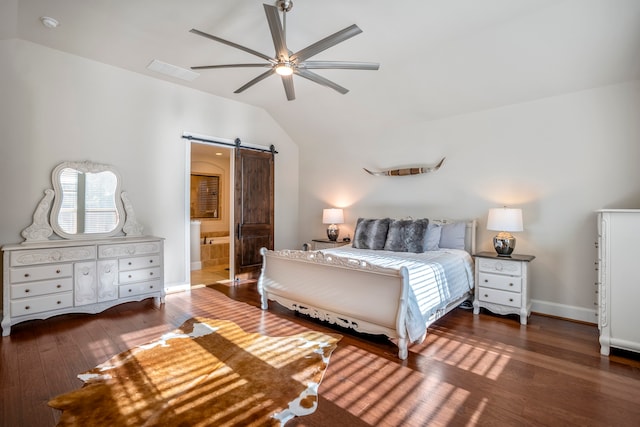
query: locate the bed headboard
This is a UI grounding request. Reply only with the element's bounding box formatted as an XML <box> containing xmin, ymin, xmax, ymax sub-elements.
<box><xmin>431</xmin><ymin>219</ymin><xmax>477</xmax><ymax>255</ymax></box>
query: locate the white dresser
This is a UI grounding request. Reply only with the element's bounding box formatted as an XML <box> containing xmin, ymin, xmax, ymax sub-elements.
<box><xmin>596</xmin><ymin>209</ymin><xmax>640</xmax><ymax>356</ymax></box>
<box><xmin>2</xmin><ymin>236</ymin><xmax>164</xmax><ymax>336</ymax></box>
<box><xmin>1</xmin><ymin>160</ymin><xmax>165</xmax><ymax>336</ymax></box>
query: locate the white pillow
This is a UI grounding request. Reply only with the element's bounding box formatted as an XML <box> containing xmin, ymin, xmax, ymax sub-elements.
<box><xmin>439</xmin><ymin>222</ymin><xmax>466</xmax><ymax>250</ymax></box>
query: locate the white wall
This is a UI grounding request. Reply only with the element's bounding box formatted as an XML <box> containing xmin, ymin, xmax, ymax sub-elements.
<box><xmin>0</xmin><ymin>39</ymin><xmax>299</xmax><ymax>289</ymax></box>
<box><xmin>298</xmin><ymin>80</ymin><xmax>640</xmax><ymax>323</ymax></box>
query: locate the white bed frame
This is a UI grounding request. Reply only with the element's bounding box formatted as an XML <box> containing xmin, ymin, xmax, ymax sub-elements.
<box><xmin>258</xmin><ymin>220</ymin><xmax>476</xmax><ymax>360</ymax></box>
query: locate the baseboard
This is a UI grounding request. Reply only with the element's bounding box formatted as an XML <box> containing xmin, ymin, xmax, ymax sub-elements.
<box><xmin>165</xmin><ymin>282</ymin><xmax>190</xmax><ymax>294</ymax></box>
<box><xmin>531</xmin><ymin>299</ymin><xmax>597</xmax><ymax>324</ymax></box>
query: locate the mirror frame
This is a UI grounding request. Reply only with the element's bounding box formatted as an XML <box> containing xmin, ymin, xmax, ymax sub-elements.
<box><xmin>50</xmin><ymin>161</ymin><xmax>126</xmax><ymax>240</ymax></box>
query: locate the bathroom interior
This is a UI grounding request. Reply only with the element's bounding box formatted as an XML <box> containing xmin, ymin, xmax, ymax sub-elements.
<box><xmin>190</xmin><ymin>143</ymin><xmax>232</xmax><ymax>287</ymax></box>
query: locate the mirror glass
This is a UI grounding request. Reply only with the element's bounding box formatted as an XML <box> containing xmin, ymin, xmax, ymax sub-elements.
<box><xmin>50</xmin><ymin>162</ymin><xmax>125</xmax><ymax>239</ymax></box>
<box><xmin>191</xmin><ymin>174</ymin><xmax>220</xmax><ymax>219</ymax></box>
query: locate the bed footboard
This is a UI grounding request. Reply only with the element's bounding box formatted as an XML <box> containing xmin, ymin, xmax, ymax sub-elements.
<box><xmin>258</xmin><ymin>248</ymin><xmax>412</xmax><ymax>359</ymax></box>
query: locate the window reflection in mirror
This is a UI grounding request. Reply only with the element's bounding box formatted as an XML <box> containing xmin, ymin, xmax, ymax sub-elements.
<box><xmin>191</xmin><ymin>174</ymin><xmax>220</xmax><ymax>219</ymax></box>
<box><xmin>58</xmin><ymin>168</ymin><xmax>120</xmax><ymax>234</ymax></box>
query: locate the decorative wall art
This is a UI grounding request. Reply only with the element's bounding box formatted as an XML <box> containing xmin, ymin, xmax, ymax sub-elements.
<box><xmin>363</xmin><ymin>157</ymin><xmax>445</xmax><ymax>176</ymax></box>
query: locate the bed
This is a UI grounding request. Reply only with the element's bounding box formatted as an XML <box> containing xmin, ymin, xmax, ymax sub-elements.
<box><xmin>258</xmin><ymin>218</ymin><xmax>476</xmax><ymax>359</ymax></box>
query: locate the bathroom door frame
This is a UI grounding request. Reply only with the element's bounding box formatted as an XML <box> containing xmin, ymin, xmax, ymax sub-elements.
<box><xmin>186</xmin><ymin>139</ymin><xmax>236</xmax><ymax>284</ymax></box>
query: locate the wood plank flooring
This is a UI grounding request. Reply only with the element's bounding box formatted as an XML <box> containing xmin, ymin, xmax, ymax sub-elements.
<box><xmin>1</xmin><ymin>282</ymin><xmax>639</xmax><ymax>426</ymax></box>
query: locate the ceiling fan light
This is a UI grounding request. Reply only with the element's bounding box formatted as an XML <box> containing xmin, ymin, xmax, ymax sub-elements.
<box><xmin>275</xmin><ymin>63</ymin><xmax>294</xmax><ymax>76</ymax></box>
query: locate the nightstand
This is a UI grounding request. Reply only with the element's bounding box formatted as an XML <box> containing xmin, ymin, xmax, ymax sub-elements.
<box><xmin>311</xmin><ymin>239</ymin><xmax>350</xmax><ymax>250</ymax></box>
<box><xmin>472</xmin><ymin>251</ymin><xmax>535</xmax><ymax>325</ymax></box>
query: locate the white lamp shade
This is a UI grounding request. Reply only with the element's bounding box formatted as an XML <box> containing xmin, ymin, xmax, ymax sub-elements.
<box><xmin>322</xmin><ymin>208</ymin><xmax>344</xmax><ymax>224</ymax></box>
<box><xmin>487</xmin><ymin>208</ymin><xmax>523</xmax><ymax>232</ymax></box>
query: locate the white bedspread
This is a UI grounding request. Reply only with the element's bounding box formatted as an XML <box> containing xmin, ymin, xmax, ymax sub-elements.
<box><xmin>321</xmin><ymin>247</ymin><xmax>475</xmax><ymax>342</ymax></box>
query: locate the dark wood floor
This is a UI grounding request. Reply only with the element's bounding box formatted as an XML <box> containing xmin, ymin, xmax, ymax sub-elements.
<box><xmin>1</xmin><ymin>282</ymin><xmax>639</xmax><ymax>427</ymax></box>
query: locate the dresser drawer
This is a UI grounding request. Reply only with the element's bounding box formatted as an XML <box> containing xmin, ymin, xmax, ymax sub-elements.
<box><xmin>478</xmin><ymin>287</ymin><xmax>521</xmax><ymax>308</ymax></box>
<box><xmin>10</xmin><ymin>246</ymin><xmax>95</xmax><ymax>267</ymax></box>
<box><xmin>119</xmin><ymin>255</ymin><xmax>161</xmax><ymax>271</ymax></box>
<box><xmin>10</xmin><ymin>264</ymin><xmax>73</xmax><ymax>284</ymax></box>
<box><xmin>99</xmin><ymin>241</ymin><xmax>161</xmax><ymax>258</ymax></box>
<box><xmin>11</xmin><ymin>292</ymin><xmax>74</xmax><ymax>317</ymax></box>
<box><xmin>478</xmin><ymin>272</ymin><xmax>522</xmax><ymax>292</ymax></box>
<box><xmin>11</xmin><ymin>277</ymin><xmax>73</xmax><ymax>299</ymax></box>
<box><xmin>119</xmin><ymin>279</ymin><xmax>162</xmax><ymax>298</ymax></box>
<box><xmin>119</xmin><ymin>267</ymin><xmax>161</xmax><ymax>284</ymax></box>
<box><xmin>477</xmin><ymin>258</ymin><xmax>522</xmax><ymax>276</ymax></box>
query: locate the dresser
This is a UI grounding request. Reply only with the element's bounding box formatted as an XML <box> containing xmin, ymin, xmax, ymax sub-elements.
<box><xmin>2</xmin><ymin>236</ymin><xmax>164</xmax><ymax>336</ymax></box>
<box><xmin>1</xmin><ymin>160</ymin><xmax>166</xmax><ymax>336</ymax></box>
<box><xmin>596</xmin><ymin>209</ymin><xmax>640</xmax><ymax>356</ymax></box>
<box><xmin>473</xmin><ymin>251</ymin><xmax>535</xmax><ymax>325</ymax></box>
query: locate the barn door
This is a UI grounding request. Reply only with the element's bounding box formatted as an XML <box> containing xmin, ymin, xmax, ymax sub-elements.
<box><xmin>234</xmin><ymin>148</ymin><xmax>274</xmax><ymax>280</ymax></box>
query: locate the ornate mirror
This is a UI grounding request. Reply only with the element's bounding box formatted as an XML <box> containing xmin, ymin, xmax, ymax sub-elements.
<box><xmin>21</xmin><ymin>161</ymin><xmax>143</xmax><ymax>242</ymax></box>
<box><xmin>50</xmin><ymin>161</ymin><xmax>125</xmax><ymax>239</ymax></box>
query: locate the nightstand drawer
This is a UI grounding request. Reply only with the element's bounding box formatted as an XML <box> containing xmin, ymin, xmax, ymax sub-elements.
<box><xmin>478</xmin><ymin>287</ymin><xmax>521</xmax><ymax>308</ymax></box>
<box><xmin>478</xmin><ymin>272</ymin><xmax>522</xmax><ymax>292</ymax></box>
<box><xmin>478</xmin><ymin>258</ymin><xmax>522</xmax><ymax>276</ymax></box>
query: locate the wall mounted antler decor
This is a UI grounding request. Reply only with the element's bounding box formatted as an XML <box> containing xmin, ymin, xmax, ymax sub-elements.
<box><xmin>363</xmin><ymin>157</ymin><xmax>445</xmax><ymax>176</ymax></box>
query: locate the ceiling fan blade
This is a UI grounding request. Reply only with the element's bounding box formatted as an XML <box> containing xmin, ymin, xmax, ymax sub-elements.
<box><xmin>291</xmin><ymin>24</ymin><xmax>363</xmax><ymax>63</ymax></box>
<box><xmin>295</xmin><ymin>69</ymin><xmax>349</xmax><ymax>95</ymax></box>
<box><xmin>191</xmin><ymin>63</ymin><xmax>273</xmax><ymax>70</ymax></box>
<box><xmin>263</xmin><ymin>4</ymin><xmax>289</xmax><ymax>59</ymax></box>
<box><xmin>299</xmin><ymin>61</ymin><xmax>379</xmax><ymax>70</ymax></box>
<box><xmin>190</xmin><ymin>28</ymin><xmax>274</xmax><ymax>63</ymax></box>
<box><xmin>281</xmin><ymin>74</ymin><xmax>295</xmax><ymax>101</ymax></box>
<box><xmin>233</xmin><ymin>69</ymin><xmax>276</xmax><ymax>94</ymax></box>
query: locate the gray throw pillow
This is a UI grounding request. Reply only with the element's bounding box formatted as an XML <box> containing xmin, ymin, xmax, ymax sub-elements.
<box><xmin>352</xmin><ymin>218</ymin><xmax>392</xmax><ymax>250</ymax></box>
<box><xmin>384</xmin><ymin>218</ymin><xmax>430</xmax><ymax>253</ymax></box>
<box><xmin>425</xmin><ymin>222</ymin><xmax>442</xmax><ymax>251</ymax></box>
<box><xmin>439</xmin><ymin>221</ymin><xmax>466</xmax><ymax>250</ymax></box>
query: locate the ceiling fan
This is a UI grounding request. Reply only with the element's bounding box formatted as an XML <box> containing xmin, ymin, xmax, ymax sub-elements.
<box><xmin>189</xmin><ymin>0</ymin><xmax>379</xmax><ymax>101</ymax></box>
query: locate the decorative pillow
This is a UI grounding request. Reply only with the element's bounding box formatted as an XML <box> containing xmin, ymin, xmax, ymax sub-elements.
<box><xmin>439</xmin><ymin>221</ymin><xmax>466</xmax><ymax>250</ymax></box>
<box><xmin>384</xmin><ymin>218</ymin><xmax>430</xmax><ymax>253</ymax></box>
<box><xmin>352</xmin><ymin>218</ymin><xmax>392</xmax><ymax>250</ymax></box>
<box><xmin>425</xmin><ymin>222</ymin><xmax>442</xmax><ymax>251</ymax></box>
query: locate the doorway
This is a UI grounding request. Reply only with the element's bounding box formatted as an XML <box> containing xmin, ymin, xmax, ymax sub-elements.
<box><xmin>190</xmin><ymin>143</ymin><xmax>233</xmax><ymax>287</ymax></box>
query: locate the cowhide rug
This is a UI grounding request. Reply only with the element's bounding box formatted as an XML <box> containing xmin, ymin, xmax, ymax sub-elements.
<box><xmin>48</xmin><ymin>317</ymin><xmax>341</xmax><ymax>426</ymax></box>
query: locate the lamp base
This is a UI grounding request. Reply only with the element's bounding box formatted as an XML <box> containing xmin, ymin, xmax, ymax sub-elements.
<box><xmin>493</xmin><ymin>232</ymin><xmax>516</xmax><ymax>257</ymax></box>
<box><xmin>326</xmin><ymin>224</ymin><xmax>339</xmax><ymax>241</ymax></box>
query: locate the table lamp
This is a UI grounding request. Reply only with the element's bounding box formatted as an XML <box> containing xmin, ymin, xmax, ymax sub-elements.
<box><xmin>322</xmin><ymin>208</ymin><xmax>344</xmax><ymax>241</ymax></box>
<box><xmin>487</xmin><ymin>207</ymin><xmax>523</xmax><ymax>256</ymax></box>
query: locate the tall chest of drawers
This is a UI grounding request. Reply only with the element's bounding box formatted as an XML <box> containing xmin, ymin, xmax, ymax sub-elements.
<box><xmin>2</xmin><ymin>236</ymin><xmax>164</xmax><ymax>336</ymax></box>
<box><xmin>596</xmin><ymin>209</ymin><xmax>640</xmax><ymax>356</ymax></box>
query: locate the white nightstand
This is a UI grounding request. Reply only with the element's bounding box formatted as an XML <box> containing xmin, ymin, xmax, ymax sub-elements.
<box><xmin>311</xmin><ymin>239</ymin><xmax>350</xmax><ymax>250</ymax></box>
<box><xmin>472</xmin><ymin>251</ymin><xmax>535</xmax><ymax>325</ymax></box>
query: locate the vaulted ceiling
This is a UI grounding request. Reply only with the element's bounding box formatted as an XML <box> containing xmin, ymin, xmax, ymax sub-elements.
<box><xmin>3</xmin><ymin>0</ymin><xmax>640</xmax><ymax>146</ymax></box>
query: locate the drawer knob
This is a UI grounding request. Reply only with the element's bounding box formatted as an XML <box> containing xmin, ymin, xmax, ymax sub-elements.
<box><xmin>57</xmin><ymin>301</ymin><xmax>61</xmax><ymax>305</ymax></box>
<box><xmin>24</xmin><ymin>273</ymin><xmax>30</xmax><ymax>278</ymax></box>
<box><xmin>484</xmin><ymin>294</ymin><xmax>488</xmax><ymax>298</ymax></box>
<box><xmin>509</xmin><ymin>283</ymin><xmax>514</xmax><ymax>287</ymax></box>
<box><xmin>25</xmin><ymin>289</ymin><xmax>30</xmax><ymax>293</ymax></box>
<box><xmin>128</xmin><ymin>262</ymin><xmax>132</xmax><ymax>266</ymax></box>
<box><xmin>484</xmin><ymin>279</ymin><xmax>488</xmax><ymax>283</ymax></box>
<box><xmin>128</xmin><ymin>289</ymin><xmax>132</xmax><ymax>293</ymax></box>
<box><xmin>56</xmin><ymin>269</ymin><xmax>61</xmax><ymax>274</ymax></box>
<box><xmin>149</xmin><ymin>260</ymin><xmax>154</xmax><ymax>264</ymax></box>
<box><xmin>150</xmin><ymin>285</ymin><xmax>154</xmax><ymax>289</ymax></box>
<box><xmin>128</xmin><ymin>274</ymin><xmax>132</xmax><ymax>278</ymax></box>
<box><xmin>25</xmin><ymin>305</ymin><xmax>30</xmax><ymax>310</ymax></box>
<box><xmin>56</xmin><ymin>284</ymin><xmax>62</xmax><ymax>288</ymax></box>
<box><xmin>149</xmin><ymin>272</ymin><xmax>154</xmax><ymax>276</ymax></box>
<box><xmin>509</xmin><ymin>298</ymin><xmax>514</xmax><ymax>302</ymax></box>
